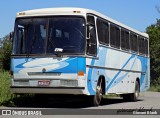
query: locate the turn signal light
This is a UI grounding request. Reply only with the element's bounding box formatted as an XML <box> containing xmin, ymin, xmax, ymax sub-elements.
<box><xmin>78</xmin><ymin>71</ymin><xmax>84</xmax><ymax>76</ymax></box>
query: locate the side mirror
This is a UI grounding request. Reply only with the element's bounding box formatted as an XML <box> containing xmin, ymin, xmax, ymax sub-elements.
<box><xmin>87</xmin><ymin>25</ymin><xmax>96</xmax><ymax>42</ymax></box>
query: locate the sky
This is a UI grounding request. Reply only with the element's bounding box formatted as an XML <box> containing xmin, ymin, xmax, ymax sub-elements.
<box><xmin>0</xmin><ymin>0</ymin><xmax>160</xmax><ymax>38</ymax></box>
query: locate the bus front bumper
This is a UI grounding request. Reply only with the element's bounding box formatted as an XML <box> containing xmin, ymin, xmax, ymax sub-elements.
<box><xmin>10</xmin><ymin>86</ymin><xmax>85</xmax><ymax>94</ymax></box>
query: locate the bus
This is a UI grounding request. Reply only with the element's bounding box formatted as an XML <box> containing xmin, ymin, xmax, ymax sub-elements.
<box><xmin>10</xmin><ymin>7</ymin><xmax>150</xmax><ymax>106</ymax></box>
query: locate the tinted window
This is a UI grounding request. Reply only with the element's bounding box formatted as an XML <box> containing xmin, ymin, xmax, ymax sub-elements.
<box><xmin>97</xmin><ymin>18</ymin><xmax>109</xmax><ymax>45</ymax></box>
<box><xmin>13</xmin><ymin>17</ymin><xmax>85</xmax><ymax>55</ymax></box>
<box><xmin>130</xmin><ymin>33</ymin><xmax>138</xmax><ymax>52</ymax></box>
<box><xmin>145</xmin><ymin>39</ymin><xmax>149</xmax><ymax>56</ymax></box>
<box><xmin>47</xmin><ymin>17</ymin><xmax>85</xmax><ymax>54</ymax></box>
<box><xmin>110</xmin><ymin>24</ymin><xmax>120</xmax><ymax>48</ymax></box>
<box><xmin>121</xmin><ymin>29</ymin><xmax>129</xmax><ymax>50</ymax></box>
<box><xmin>138</xmin><ymin>36</ymin><xmax>145</xmax><ymax>55</ymax></box>
<box><xmin>13</xmin><ymin>18</ymin><xmax>47</xmax><ymax>54</ymax></box>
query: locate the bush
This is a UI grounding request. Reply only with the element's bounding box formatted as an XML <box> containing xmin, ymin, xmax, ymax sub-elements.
<box><xmin>0</xmin><ymin>70</ymin><xmax>14</xmax><ymax>105</ymax></box>
<box><xmin>1</xmin><ymin>40</ymin><xmax>12</xmax><ymax>70</ymax></box>
<box><xmin>157</xmin><ymin>86</ymin><xmax>160</xmax><ymax>92</ymax></box>
<box><xmin>0</xmin><ymin>49</ymin><xmax>3</xmax><ymax>69</ymax></box>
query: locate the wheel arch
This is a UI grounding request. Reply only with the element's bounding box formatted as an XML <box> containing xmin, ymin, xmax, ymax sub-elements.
<box><xmin>98</xmin><ymin>75</ymin><xmax>106</xmax><ymax>95</ymax></box>
<box><xmin>136</xmin><ymin>77</ymin><xmax>140</xmax><ymax>92</ymax></box>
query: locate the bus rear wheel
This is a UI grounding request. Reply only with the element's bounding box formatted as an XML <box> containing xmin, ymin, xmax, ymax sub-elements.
<box><xmin>122</xmin><ymin>81</ymin><xmax>139</xmax><ymax>102</ymax></box>
<box><xmin>89</xmin><ymin>79</ymin><xmax>103</xmax><ymax>106</ymax></box>
<box><xmin>130</xmin><ymin>81</ymin><xmax>140</xmax><ymax>101</ymax></box>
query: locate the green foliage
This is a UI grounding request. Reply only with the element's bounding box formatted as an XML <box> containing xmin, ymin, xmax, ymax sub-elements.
<box><xmin>148</xmin><ymin>85</ymin><xmax>160</xmax><ymax>92</ymax></box>
<box><xmin>1</xmin><ymin>39</ymin><xmax>12</xmax><ymax>70</ymax></box>
<box><xmin>146</xmin><ymin>19</ymin><xmax>160</xmax><ymax>86</ymax></box>
<box><xmin>0</xmin><ymin>49</ymin><xmax>3</xmax><ymax>69</ymax></box>
<box><xmin>0</xmin><ymin>70</ymin><xmax>14</xmax><ymax>105</ymax></box>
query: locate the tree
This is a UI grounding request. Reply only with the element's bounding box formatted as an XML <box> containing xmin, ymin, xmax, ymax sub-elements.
<box><xmin>1</xmin><ymin>34</ymin><xmax>12</xmax><ymax>70</ymax></box>
<box><xmin>146</xmin><ymin>19</ymin><xmax>160</xmax><ymax>86</ymax></box>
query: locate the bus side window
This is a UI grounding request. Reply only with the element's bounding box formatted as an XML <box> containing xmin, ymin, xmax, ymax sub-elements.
<box><xmin>87</xmin><ymin>15</ymin><xmax>97</xmax><ymax>56</ymax></box>
<box><xmin>145</xmin><ymin>39</ymin><xmax>149</xmax><ymax>56</ymax></box>
<box><xmin>130</xmin><ymin>33</ymin><xmax>138</xmax><ymax>53</ymax></box>
<box><xmin>138</xmin><ymin>36</ymin><xmax>145</xmax><ymax>55</ymax></box>
<box><xmin>121</xmin><ymin>29</ymin><xmax>129</xmax><ymax>51</ymax></box>
<box><xmin>110</xmin><ymin>24</ymin><xmax>120</xmax><ymax>48</ymax></box>
<box><xmin>97</xmin><ymin>18</ymin><xmax>109</xmax><ymax>45</ymax></box>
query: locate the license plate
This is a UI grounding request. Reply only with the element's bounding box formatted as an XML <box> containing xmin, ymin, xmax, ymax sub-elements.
<box><xmin>38</xmin><ymin>80</ymin><xmax>50</xmax><ymax>86</ymax></box>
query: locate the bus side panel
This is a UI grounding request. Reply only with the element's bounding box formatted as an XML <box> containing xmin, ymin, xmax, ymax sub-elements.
<box><xmin>86</xmin><ymin>46</ymin><xmax>149</xmax><ymax>95</ymax></box>
<box><xmin>86</xmin><ymin>46</ymin><xmax>110</xmax><ymax>95</ymax></box>
<box><xmin>104</xmin><ymin>48</ymin><xmax>140</xmax><ymax>94</ymax></box>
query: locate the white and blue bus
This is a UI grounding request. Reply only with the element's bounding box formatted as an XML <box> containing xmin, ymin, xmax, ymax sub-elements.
<box><xmin>11</xmin><ymin>8</ymin><xmax>150</xmax><ymax>106</ymax></box>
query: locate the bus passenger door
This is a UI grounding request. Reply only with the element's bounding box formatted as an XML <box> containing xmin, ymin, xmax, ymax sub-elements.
<box><xmin>86</xmin><ymin>15</ymin><xmax>99</xmax><ymax>95</ymax></box>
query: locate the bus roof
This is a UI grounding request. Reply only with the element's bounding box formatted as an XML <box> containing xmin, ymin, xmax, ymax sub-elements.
<box><xmin>16</xmin><ymin>7</ymin><xmax>149</xmax><ymax>38</ymax></box>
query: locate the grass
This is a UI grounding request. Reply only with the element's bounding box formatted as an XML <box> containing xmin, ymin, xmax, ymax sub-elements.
<box><xmin>0</xmin><ymin>69</ymin><xmax>40</xmax><ymax>107</ymax></box>
<box><xmin>148</xmin><ymin>85</ymin><xmax>160</xmax><ymax>92</ymax></box>
<box><xmin>0</xmin><ymin>69</ymin><xmax>14</xmax><ymax>106</ymax></box>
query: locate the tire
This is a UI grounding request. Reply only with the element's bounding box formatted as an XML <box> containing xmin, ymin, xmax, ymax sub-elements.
<box><xmin>89</xmin><ymin>79</ymin><xmax>103</xmax><ymax>106</ymax></box>
<box><xmin>129</xmin><ymin>81</ymin><xmax>140</xmax><ymax>102</ymax></box>
<box><xmin>122</xmin><ymin>81</ymin><xmax>139</xmax><ymax>102</ymax></box>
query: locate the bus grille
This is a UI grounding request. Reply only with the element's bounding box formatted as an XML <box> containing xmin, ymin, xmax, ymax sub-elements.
<box><xmin>60</xmin><ymin>80</ymin><xmax>78</xmax><ymax>87</ymax></box>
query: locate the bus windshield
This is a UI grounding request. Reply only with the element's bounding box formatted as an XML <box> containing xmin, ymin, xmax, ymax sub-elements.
<box><xmin>12</xmin><ymin>17</ymin><xmax>85</xmax><ymax>55</ymax></box>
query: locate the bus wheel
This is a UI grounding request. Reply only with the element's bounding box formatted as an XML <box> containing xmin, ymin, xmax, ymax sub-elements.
<box><xmin>130</xmin><ymin>81</ymin><xmax>140</xmax><ymax>102</ymax></box>
<box><xmin>90</xmin><ymin>79</ymin><xmax>103</xmax><ymax>106</ymax></box>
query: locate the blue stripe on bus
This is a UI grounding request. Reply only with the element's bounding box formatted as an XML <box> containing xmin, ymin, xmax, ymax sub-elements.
<box><xmin>48</xmin><ymin>58</ymin><xmax>78</xmax><ymax>73</ymax></box>
<box><xmin>78</xmin><ymin>57</ymin><xmax>86</xmax><ymax>73</ymax></box>
<box><xmin>87</xmin><ymin>47</ymin><xmax>107</xmax><ymax>95</ymax></box>
<box><xmin>13</xmin><ymin>57</ymin><xmax>80</xmax><ymax>74</ymax></box>
<box><xmin>138</xmin><ymin>57</ymin><xmax>148</xmax><ymax>87</ymax></box>
<box><xmin>87</xmin><ymin>58</ymin><xmax>96</xmax><ymax>95</ymax></box>
<box><xmin>108</xmin><ymin>55</ymin><xmax>137</xmax><ymax>89</ymax></box>
<box><xmin>106</xmin><ymin>54</ymin><xmax>136</xmax><ymax>91</ymax></box>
